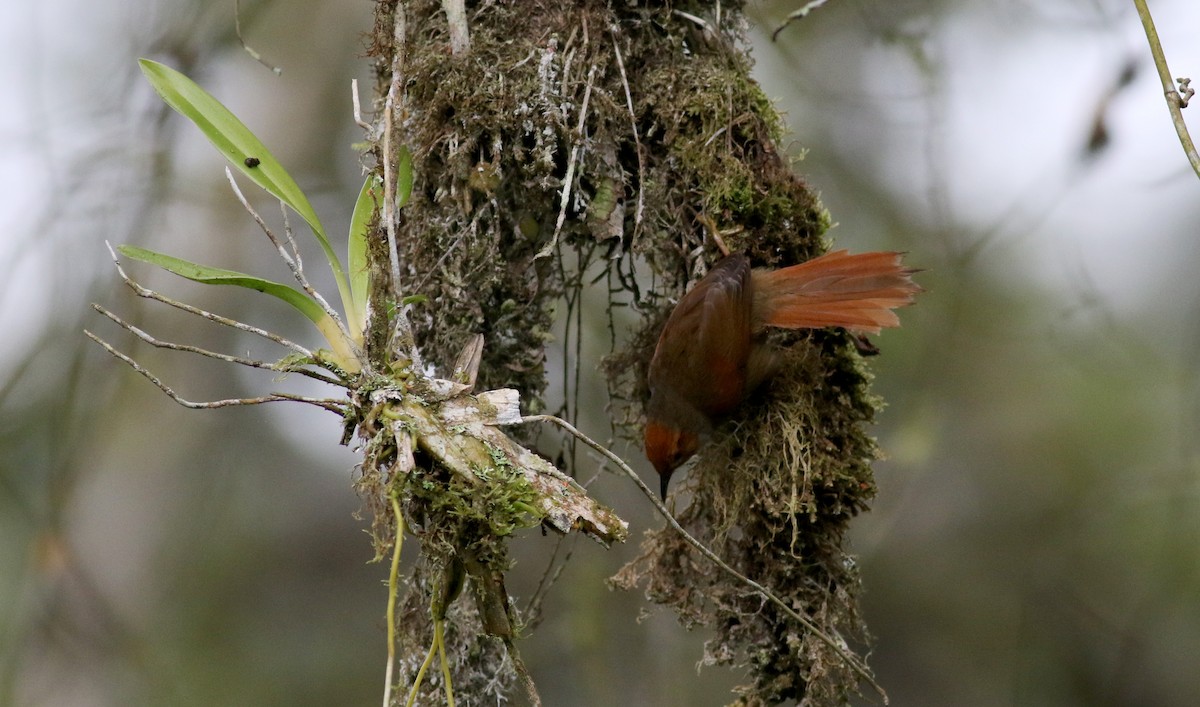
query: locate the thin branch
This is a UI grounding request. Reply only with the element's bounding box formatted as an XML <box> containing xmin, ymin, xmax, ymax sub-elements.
<box><xmin>278</xmin><ymin>200</ymin><xmax>305</xmax><ymax>271</ymax></box>
<box><xmin>234</xmin><ymin>0</ymin><xmax>283</xmax><ymax>75</ymax></box>
<box><xmin>501</xmin><ymin>637</ymin><xmax>542</xmax><ymax>707</ymax></box>
<box><xmin>610</xmin><ymin>33</ymin><xmax>645</xmax><ymax>239</ymax></box>
<box><xmin>672</xmin><ymin>10</ymin><xmax>710</xmax><ymax>33</ymax></box>
<box><xmin>381</xmin><ymin>4</ymin><xmax>425</xmax><ymax>373</ymax></box>
<box><xmin>379</xmin><ymin>5</ymin><xmax>427</xmax><ymax>372</ymax></box>
<box><xmin>91</xmin><ymin>303</ymin><xmax>345</xmax><ymax>387</ymax></box>
<box><xmin>522</xmin><ymin>533</ymin><xmax>573</xmax><ymax>631</ymax></box>
<box><xmin>85</xmin><ymin>331</ymin><xmax>347</xmax><ymax>415</ymax></box>
<box><xmin>413</xmin><ymin>227</ymin><xmax>468</xmax><ymax>295</ymax></box>
<box><xmin>104</xmin><ymin>242</ymin><xmax>316</xmax><ymax>359</ymax></box>
<box><xmin>518</xmin><ymin>414</ymin><xmax>887</xmax><ymax>703</ymax></box>
<box><xmin>536</xmin><ymin>63</ymin><xmax>597</xmax><ymax>260</ymax></box>
<box><xmin>1133</xmin><ymin>0</ymin><xmax>1200</xmax><ymax>180</ymax></box>
<box><xmin>772</xmin><ymin>0</ymin><xmax>833</xmax><ymax>41</ymax></box>
<box><xmin>224</xmin><ymin>168</ymin><xmax>357</xmax><ymax>348</ymax></box>
<box><xmin>352</xmin><ymin>79</ymin><xmax>372</xmax><ymax>132</ymax></box>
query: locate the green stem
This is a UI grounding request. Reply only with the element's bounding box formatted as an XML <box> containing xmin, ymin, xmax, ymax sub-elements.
<box><xmin>382</xmin><ymin>495</ymin><xmax>405</xmax><ymax>707</ymax></box>
<box><xmin>1133</xmin><ymin>0</ymin><xmax>1200</xmax><ymax>179</ymax></box>
<box><xmin>404</xmin><ymin>634</ymin><xmax>438</xmax><ymax>707</ymax></box>
<box><xmin>435</xmin><ymin>618</ymin><xmax>455</xmax><ymax>707</ymax></box>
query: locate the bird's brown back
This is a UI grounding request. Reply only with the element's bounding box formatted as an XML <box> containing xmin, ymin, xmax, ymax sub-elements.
<box><xmin>646</xmin><ymin>254</ymin><xmax>755</xmax><ymax>431</ymax></box>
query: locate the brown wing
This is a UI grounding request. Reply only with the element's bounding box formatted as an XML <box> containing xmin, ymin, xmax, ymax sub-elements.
<box><xmin>647</xmin><ymin>254</ymin><xmax>754</xmax><ymax>428</ymax></box>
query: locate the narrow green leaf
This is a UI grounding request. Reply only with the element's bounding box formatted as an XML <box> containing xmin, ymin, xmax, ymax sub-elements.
<box><xmin>348</xmin><ymin>173</ymin><xmax>382</xmax><ymax>334</ymax></box>
<box><xmin>137</xmin><ymin>59</ymin><xmax>358</xmax><ymax>341</ymax></box>
<box><xmin>118</xmin><ymin>245</ymin><xmax>323</xmax><ymax>321</ymax></box>
<box><xmin>117</xmin><ymin>244</ymin><xmax>358</xmax><ymax>371</ymax></box>
<box><xmin>138</xmin><ymin>60</ymin><xmax>325</xmax><ymax>245</ymax></box>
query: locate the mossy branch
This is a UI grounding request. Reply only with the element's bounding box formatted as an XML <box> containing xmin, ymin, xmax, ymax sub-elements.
<box><xmin>366</xmin><ymin>1</ymin><xmax>884</xmax><ymax>702</ymax></box>
<box><xmin>354</xmin><ymin>339</ymin><xmax>626</xmax><ymax>704</ymax></box>
<box><xmin>365</xmin><ymin>384</ymin><xmax>627</xmax><ymax>546</ymax></box>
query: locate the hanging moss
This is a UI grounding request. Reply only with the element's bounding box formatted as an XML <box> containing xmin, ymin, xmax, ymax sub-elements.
<box><xmin>365</xmin><ymin>1</ymin><xmax>885</xmax><ymax>703</ymax></box>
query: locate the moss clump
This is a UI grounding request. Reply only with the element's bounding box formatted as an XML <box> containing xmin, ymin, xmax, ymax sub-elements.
<box><xmin>366</xmin><ymin>0</ymin><xmax>884</xmax><ymax>703</ymax></box>
<box><xmin>406</xmin><ymin>441</ymin><xmax>542</xmax><ymax>558</ymax></box>
<box><xmin>369</xmin><ymin>0</ymin><xmax>619</xmax><ymax>405</ymax></box>
<box><xmin>614</xmin><ymin>332</ymin><xmax>879</xmax><ymax>704</ymax></box>
<box><xmin>601</xmin><ymin>5</ymin><xmax>882</xmax><ymax>706</ymax></box>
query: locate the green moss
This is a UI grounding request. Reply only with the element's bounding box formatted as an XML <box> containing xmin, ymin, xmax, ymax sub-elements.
<box><xmin>411</xmin><ymin>455</ymin><xmax>540</xmax><ymax>542</ymax></box>
<box><xmin>601</xmin><ymin>6</ymin><xmax>882</xmax><ymax>704</ymax></box>
<box><xmin>365</xmin><ymin>0</ymin><xmax>886</xmax><ymax>703</ymax></box>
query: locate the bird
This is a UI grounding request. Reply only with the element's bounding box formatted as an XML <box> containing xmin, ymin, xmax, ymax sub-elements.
<box><xmin>643</xmin><ymin>249</ymin><xmax>921</xmax><ymax>499</ymax></box>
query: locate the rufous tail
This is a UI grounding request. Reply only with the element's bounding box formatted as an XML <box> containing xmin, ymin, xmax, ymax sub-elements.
<box><xmin>752</xmin><ymin>250</ymin><xmax>921</xmax><ymax>335</ymax></box>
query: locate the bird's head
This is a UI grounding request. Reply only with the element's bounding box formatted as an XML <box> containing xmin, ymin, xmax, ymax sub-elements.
<box><xmin>643</xmin><ymin>420</ymin><xmax>700</xmax><ymax>499</ymax></box>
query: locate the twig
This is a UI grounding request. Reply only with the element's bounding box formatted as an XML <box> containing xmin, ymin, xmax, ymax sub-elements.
<box><xmin>772</xmin><ymin>0</ymin><xmax>833</xmax><ymax>41</ymax></box>
<box><xmin>104</xmin><ymin>242</ymin><xmax>316</xmax><ymax>359</ymax></box>
<box><xmin>224</xmin><ymin>168</ymin><xmax>357</xmax><ymax>350</ymax></box>
<box><xmin>1133</xmin><ymin>0</ymin><xmax>1200</xmax><ymax>180</ymax></box>
<box><xmin>91</xmin><ymin>303</ymin><xmax>344</xmax><ymax>387</ymax></box>
<box><xmin>610</xmin><ymin>33</ymin><xmax>645</xmax><ymax>239</ymax></box>
<box><xmin>413</xmin><ymin>228</ymin><xmax>467</xmax><ymax>295</ymax></box>
<box><xmin>502</xmin><ymin>637</ymin><xmax>542</xmax><ymax>707</ymax></box>
<box><xmin>696</xmin><ymin>213</ymin><xmax>733</xmax><ymax>256</ymax></box>
<box><xmin>278</xmin><ymin>201</ymin><xmax>304</xmax><ymax>270</ymax></box>
<box><xmin>352</xmin><ymin>79</ymin><xmax>372</xmax><ymax>132</ymax></box>
<box><xmin>518</xmin><ymin>414</ymin><xmax>887</xmax><ymax>703</ymax></box>
<box><xmin>1178</xmin><ymin>77</ymin><xmax>1194</xmax><ymax>108</ymax></box>
<box><xmin>536</xmin><ymin>63</ymin><xmax>597</xmax><ymax>261</ymax></box>
<box><xmin>85</xmin><ymin>331</ymin><xmax>347</xmax><ymax>415</ymax></box>
<box><xmin>380</xmin><ymin>3</ymin><xmax>426</xmax><ymax>375</ymax></box>
<box><xmin>672</xmin><ymin>10</ymin><xmax>710</xmax><ymax>33</ymax></box>
<box><xmin>234</xmin><ymin>0</ymin><xmax>282</xmax><ymax>75</ymax></box>
<box><xmin>523</xmin><ymin>534</ymin><xmax>573</xmax><ymax>631</ymax></box>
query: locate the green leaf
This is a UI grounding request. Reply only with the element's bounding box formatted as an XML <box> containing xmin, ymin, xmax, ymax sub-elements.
<box><xmin>137</xmin><ymin>58</ymin><xmax>358</xmax><ymax>342</ymax></box>
<box><xmin>117</xmin><ymin>244</ymin><xmax>359</xmax><ymax>371</ymax></box>
<box><xmin>348</xmin><ymin>173</ymin><xmax>382</xmax><ymax>335</ymax></box>
<box><xmin>137</xmin><ymin>60</ymin><xmax>324</xmax><ymax>245</ymax></box>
